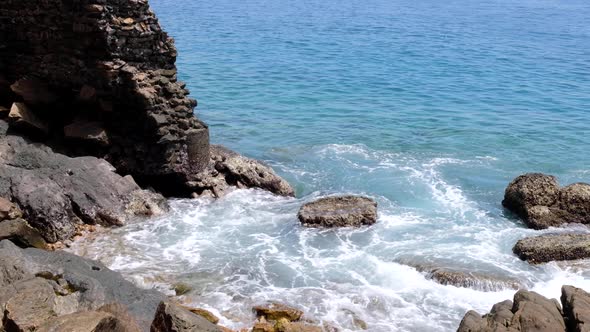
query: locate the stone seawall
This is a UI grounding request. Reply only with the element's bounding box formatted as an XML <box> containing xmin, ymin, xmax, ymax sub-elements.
<box><xmin>0</xmin><ymin>0</ymin><xmax>209</xmax><ymax>195</ymax></box>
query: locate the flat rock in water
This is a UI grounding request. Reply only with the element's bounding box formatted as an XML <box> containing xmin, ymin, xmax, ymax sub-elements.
<box><xmin>513</xmin><ymin>233</ymin><xmax>590</xmax><ymax>264</ymax></box>
<box><xmin>298</xmin><ymin>196</ymin><xmax>377</xmax><ymax>228</ymax></box>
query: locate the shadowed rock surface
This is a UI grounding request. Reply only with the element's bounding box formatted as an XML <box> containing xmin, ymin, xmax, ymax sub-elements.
<box><xmin>298</xmin><ymin>195</ymin><xmax>377</xmax><ymax>228</ymax></box>
<box><xmin>0</xmin><ymin>120</ymin><xmax>167</xmax><ymax>243</ymax></box>
<box><xmin>503</xmin><ymin>173</ymin><xmax>590</xmax><ymax>229</ymax></box>
<box><xmin>513</xmin><ymin>233</ymin><xmax>590</xmax><ymax>264</ymax></box>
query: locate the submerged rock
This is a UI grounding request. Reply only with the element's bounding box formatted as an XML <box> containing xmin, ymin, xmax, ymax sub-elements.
<box><xmin>188</xmin><ymin>145</ymin><xmax>295</xmax><ymax>198</ymax></box>
<box><xmin>502</xmin><ymin>173</ymin><xmax>590</xmax><ymax>229</ymax></box>
<box><xmin>513</xmin><ymin>233</ymin><xmax>590</xmax><ymax>264</ymax></box>
<box><xmin>298</xmin><ymin>195</ymin><xmax>377</xmax><ymax>228</ymax></box>
<box><xmin>457</xmin><ymin>289</ymin><xmax>566</xmax><ymax>332</ymax></box>
<box><xmin>0</xmin><ymin>124</ymin><xmax>168</xmax><ymax>242</ymax></box>
<box><xmin>421</xmin><ymin>267</ymin><xmax>521</xmax><ymax>291</ymax></box>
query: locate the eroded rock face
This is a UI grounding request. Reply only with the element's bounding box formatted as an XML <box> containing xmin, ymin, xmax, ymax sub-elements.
<box><xmin>0</xmin><ymin>125</ymin><xmax>167</xmax><ymax>243</ymax></box>
<box><xmin>502</xmin><ymin>173</ymin><xmax>590</xmax><ymax>229</ymax></box>
<box><xmin>457</xmin><ymin>289</ymin><xmax>566</xmax><ymax>332</ymax></box>
<box><xmin>298</xmin><ymin>196</ymin><xmax>377</xmax><ymax>228</ymax></box>
<box><xmin>513</xmin><ymin>234</ymin><xmax>590</xmax><ymax>264</ymax></box>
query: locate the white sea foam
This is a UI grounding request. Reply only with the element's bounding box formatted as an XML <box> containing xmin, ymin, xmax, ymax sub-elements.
<box><xmin>66</xmin><ymin>144</ymin><xmax>590</xmax><ymax>331</ymax></box>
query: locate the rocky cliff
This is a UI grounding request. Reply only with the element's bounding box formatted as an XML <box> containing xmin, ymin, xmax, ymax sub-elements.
<box><xmin>0</xmin><ymin>0</ymin><xmax>209</xmax><ymax>196</ymax></box>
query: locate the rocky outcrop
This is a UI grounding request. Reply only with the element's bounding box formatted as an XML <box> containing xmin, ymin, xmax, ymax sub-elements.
<box><xmin>150</xmin><ymin>301</ymin><xmax>222</xmax><ymax>332</ymax></box>
<box><xmin>0</xmin><ymin>120</ymin><xmax>167</xmax><ymax>243</ymax></box>
<box><xmin>458</xmin><ymin>289</ymin><xmax>567</xmax><ymax>332</ymax></box>
<box><xmin>458</xmin><ymin>286</ymin><xmax>590</xmax><ymax>332</ymax></box>
<box><xmin>561</xmin><ymin>285</ymin><xmax>590</xmax><ymax>332</ymax></box>
<box><xmin>188</xmin><ymin>145</ymin><xmax>295</xmax><ymax>198</ymax></box>
<box><xmin>298</xmin><ymin>195</ymin><xmax>377</xmax><ymax>228</ymax></box>
<box><xmin>503</xmin><ymin>173</ymin><xmax>590</xmax><ymax>229</ymax></box>
<box><xmin>252</xmin><ymin>302</ymin><xmax>326</xmax><ymax>332</ymax></box>
<box><xmin>0</xmin><ymin>239</ymin><xmax>167</xmax><ymax>331</ymax></box>
<box><xmin>0</xmin><ymin>0</ymin><xmax>293</xmax><ymax>199</ymax></box>
<box><xmin>513</xmin><ymin>233</ymin><xmax>590</xmax><ymax>264</ymax></box>
<box><xmin>0</xmin><ymin>0</ymin><xmax>211</xmax><ymax>196</ymax></box>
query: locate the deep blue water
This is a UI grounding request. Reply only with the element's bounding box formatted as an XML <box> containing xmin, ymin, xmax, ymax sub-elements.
<box><xmin>70</xmin><ymin>1</ymin><xmax>590</xmax><ymax>331</ymax></box>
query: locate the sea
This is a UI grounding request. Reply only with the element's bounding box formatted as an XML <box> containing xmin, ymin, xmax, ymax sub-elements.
<box><xmin>68</xmin><ymin>0</ymin><xmax>590</xmax><ymax>330</ymax></box>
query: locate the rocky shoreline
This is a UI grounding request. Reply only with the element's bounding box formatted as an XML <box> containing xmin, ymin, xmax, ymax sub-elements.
<box><xmin>1</xmin><ymin>0</ymin><xmax>590</xmax><ymax>331</ymax></box>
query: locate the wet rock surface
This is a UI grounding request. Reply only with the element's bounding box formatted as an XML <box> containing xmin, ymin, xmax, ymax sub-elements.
<box><xmin>188</xmin><ymin>145</ymin><xmax>295</xmax><ymax>198</ymax></box>
<box><xmin>298</xmin><ymin>195</ymin><xmax>377</xmax><ymax>228</ymax></box>
<box><xmin>407</xmin><ymin>263</ymin><xmax>523</xmax><ymax>292</ymax></box>
<box><xmin>252</xmin><ymin>302</ymin><xmax>325</xmax><ymax>332</ymax></box>
<box><xmin>0</xmin><ymin>122</ymin><xmax>168</xmax><ymax>243</ymax></box>
<box><xmin>503</xmin><ymin>173</ymin><xmax>590</xmax><ymax>229</ymax></box>
<box><xmin>513</xmin><ymin>233</ymin><xmax>590</xmax><ymax>264</ymax></box>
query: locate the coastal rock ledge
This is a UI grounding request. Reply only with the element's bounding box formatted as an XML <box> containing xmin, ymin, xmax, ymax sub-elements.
<box><xmin>298</xmin><ymin>195</ymin><xmax>378</xmax><ymax>228</ymax></box>
<box><xmin>457</xmin><ymin>286</ymin><xmax>590</xmax><ymax>332</ymax></box>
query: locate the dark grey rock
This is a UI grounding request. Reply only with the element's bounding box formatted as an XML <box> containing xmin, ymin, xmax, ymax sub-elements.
<box><xmin>150</xmin><ymin>301</ymin><xmax>222</xmax><ymax>332</ymax></box>
<box><xmin>0</xmin><ymin>127</ymin><xmax>168</xmax><ymax>242</ymax></box>
<box><xmin>513</xmin><ymin>233</ymin><xmax>590</xmax><ymax>264</ymax></box>
<box><xmin>0</xmin><ymin>240</ymin><xmax>166</xmax><ymax>331</ymax></box>
<box><xmin>502</xmin><ymin>173</ymin><xmax>590</xmax><ymax>229</ymax></box>
<box><xmin>298</xmin><ymin>196</ymin><xmax>377</xmax><ymax>228</ymax></box>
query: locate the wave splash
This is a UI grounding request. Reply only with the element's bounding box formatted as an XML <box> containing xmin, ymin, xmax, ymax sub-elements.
<box><xmin>67</xmin><ymin>144</ymin><xmax>590</xmax><ymax>331</ymax></box>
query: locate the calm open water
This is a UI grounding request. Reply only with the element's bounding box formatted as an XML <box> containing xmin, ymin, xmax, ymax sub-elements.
<box><xmin>69</xmin><ymin>0</ymin><xmax>590</xmax><ymax>331</ymax></box>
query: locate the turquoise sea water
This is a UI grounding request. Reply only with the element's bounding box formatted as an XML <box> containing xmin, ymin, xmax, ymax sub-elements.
<box><xmin>70</xmin><ymin>1</ymin><xmax>590</xmax><ymax>331</ymax></box>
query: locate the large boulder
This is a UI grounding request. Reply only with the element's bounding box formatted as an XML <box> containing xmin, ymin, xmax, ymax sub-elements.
<box><xmin>36</xmin><ymin>310</ymin><xmax>134</xmax><ymax>332</ymax></box>
<box><xmin>513</xmin><ymin>233</ymin><xmax>590</xmax><ymax>264</ymax></box>
<box><xmin>561</xmin><ymin>285</ymin><xmax>590</xmax><ymax>332</ymax></box>
<box><xmin>502</xmin><ymin>173</ymin><xmax>590</xmax><ymax>229</ymax></box>
<box><xmin>0</xmin><ymin>240</ymin><xmax>167</xmax><ymax>331</ymax></box>
<box><xmin>298</xmin><ymin>196</ymin><xmax>377</xmax><ymax>228</ymax></box>
<box><xmin>150</xmin><ymin>301</ymin><xmax>222</xmax><ymax>332</ymax></box>
<box><xmin>457</xmin><ymin>290</ymin><xmax>566</xmax><ymax>332</ymax></box>
<box><xmin>188</xmin><ymin>145</ymin><xmax>295</xmax><ymax>198</ymax></box>
<box><xmin>0</xmin><ymin>123</ymin><xmax>167</xmax><ymax>242</ymax></box>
